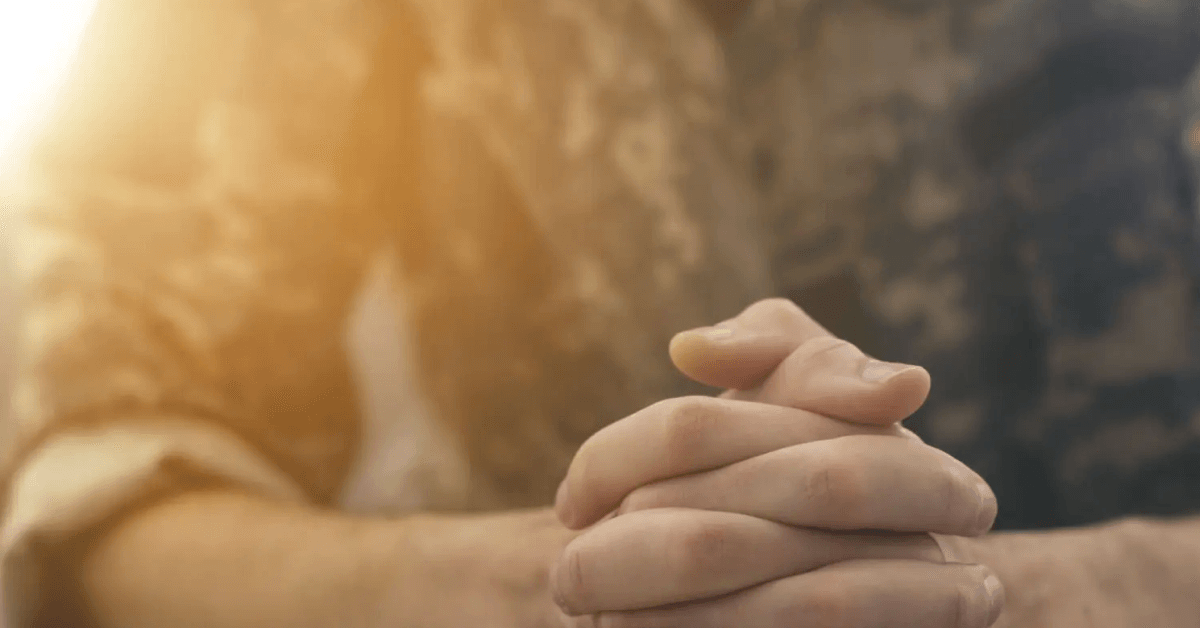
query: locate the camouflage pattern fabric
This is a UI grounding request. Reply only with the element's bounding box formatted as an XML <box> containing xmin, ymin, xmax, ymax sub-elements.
<box><xmin>729</xmin><ymin>0</ymin><xmax>1200</xmax><ymax>529</ymax></box>
<box><xmin>10</xmin><ymin>0</ymin><xmax>770</xmax><ymax>515</ymax></box>
<box><xmin>5</xmin><ymin>1</ymin><xmax>775</xmax><ymax>624</ymax></box>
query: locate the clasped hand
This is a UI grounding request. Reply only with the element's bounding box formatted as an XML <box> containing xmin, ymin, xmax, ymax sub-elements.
<box><xmin>551</xmin><ymin>299</ymin><xmax>1004</xmax><ymax>628</ymax></box>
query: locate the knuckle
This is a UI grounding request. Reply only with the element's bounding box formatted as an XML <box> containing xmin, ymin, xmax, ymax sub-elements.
<box><xmin>803</xmin><ymin>454</ymin><xmax>866</xmax><ymax>519</ymax></box>
<box><xmin>657</xmin><ymin>396</ymin><xmax>719</xmax><ymax>467</ymax></box>
<box><xmin>801</xmin><ymin>335</ymin><xmax>855</xmax><ymax>355</ymax></box>
<box><xmin>744</xmin><ymin>298</ymin><xmax>809</xmax><ymax>334</ymax></box>
<box><xmin>750</xmin><ymin>297</ymin><xmax>801</xmax><ymax>317</ymax></box>
<box><xmin>791</xmin><ymin>584</ymin><xmax>854</xmax><ymax>628</ymax></box>
<box><xmin>671</xmin><ymin>518</ymin><xmax>734</xmax><ymax>577</ymax></box>
<box><xmin>793</xmin><ymin>336</ymin><xmax>860</xmax><ymax>366</ymax></box>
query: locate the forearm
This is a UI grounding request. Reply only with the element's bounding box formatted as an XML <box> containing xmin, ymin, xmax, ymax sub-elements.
<box><xmin>79</xmin><ymin>489</ymin><xmax>418</xmax><ymax>628</ymax></box>
<box><xmin>79</xmin><ymin>489</ymin><xmax>572</xmax><ymax>628</ymax></box>
<box><xmin>1114</xmin><ymin>517</ymin><xmax>1200</xmax><ymax>624</ymax></box>
<box><xmin>960</xmin><ymin>517</ymin><xmax>1200</xmax><ymax>627</ymax></box>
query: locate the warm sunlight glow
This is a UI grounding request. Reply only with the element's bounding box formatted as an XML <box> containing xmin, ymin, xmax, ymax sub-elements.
<box><xmin>0</xmin><ymin>1</ymin><xmax>100</xmax><ymax>170</ymax></box>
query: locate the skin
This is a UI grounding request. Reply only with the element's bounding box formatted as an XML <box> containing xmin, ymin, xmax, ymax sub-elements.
<box><xmin>79</xmin><ymin>299</ymin><xmax>1200</xmax><ymax>628</ymax></box>
<box><xmin>81</xmin><ymin>491</ymin><xmax>578</xmax><ymax>628</ymax></box>
<box><xmin>553</xmin><ymin>299</ymin><xmax>1001</xmax><ymax>627</ymax></box>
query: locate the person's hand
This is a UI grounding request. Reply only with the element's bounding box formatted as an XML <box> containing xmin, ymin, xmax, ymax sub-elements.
<box><xmin>657</xmin><ymin>300</ymin><xmax>1200</xmax><ymax>628</ymax></box>
<box><xmin>551</xmin><ymin>300</ymin><xmax>1002</xmax><ymax>627</ymax></box>
<box><xmin>944</xmin><ymin>519</ymin><xmax>1197</xmax><ymax>628</ymax></box>
<box><xmin>551</xmin><ymin>393</ymin><xmax>1000</xmax><ymax>627</ymax></box>
<box><xmin>668</xmin><ymin>298</ymin><xmax>931</xmax><ymax>418</ymax></box>
<box><xmin>394</xmin><ymin>508</ymin><xmax>583</xmax><ymax>628</ymax></box>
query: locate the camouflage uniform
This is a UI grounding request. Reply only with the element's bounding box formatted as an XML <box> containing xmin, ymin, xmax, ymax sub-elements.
<box><xmin>4</xmin><ymin>0</ymin><xmax>1200</xmax><ymax>625</ymax></box>
<box><xmin>730</xmin><ymin>0</ymin><xmax>1200</xmax><ymax>530</ymax></box>
<box><xmin>3</xmin><ymin>1</ymin><xmax>771</xmax><ymax>624</ymax></box>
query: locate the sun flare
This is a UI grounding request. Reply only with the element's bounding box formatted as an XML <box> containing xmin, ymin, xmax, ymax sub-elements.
<box><xmin>0</xmin><ymin>1</ymin><xmax>100</xmax><ymax>170</ymax></box>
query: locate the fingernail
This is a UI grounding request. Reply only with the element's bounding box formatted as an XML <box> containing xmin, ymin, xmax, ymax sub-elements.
<box><xmin>860</xmin><ymin>360</ymin><xmax>909</xmax><ymax>382</ymax></box>
<box><xmin>932</xmin><ymin>534</ymin><xmax>961</xmax><ymax>563</ymax></box>
<box><xmin>973</xmin><ymin>482</ymin><xmax>997</xmax><ymax>534</ymax></box>
<box><xmin>983</xmin><ymin>574</ymin><xmax>1005</xmax><ymax>626</ymax></box>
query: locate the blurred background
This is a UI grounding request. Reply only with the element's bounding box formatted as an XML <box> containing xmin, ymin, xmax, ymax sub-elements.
<box><xmin>0</xmin><ymin>0</ymin><xmax>102</xmax><ymax>435</ymax></box>
<box><xmin>3</xmin><ymin>0</ymin><xmax>1200</xmax><ymax>548</ymax></box>
<box><xmin>0</xmin><ymin>4</ymin><xmax>99</xmax><ymax>623</ymax></box>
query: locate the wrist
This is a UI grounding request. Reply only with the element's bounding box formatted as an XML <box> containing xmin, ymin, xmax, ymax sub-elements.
<box><xmin>393</xmin><ymin>508</ymin><xmax>576</xmax><ymax>628</ymax></box>
<box><xmin>1109</xmin><ymin>517</ymin><xmax>1200</xmax><ymax>626</ymax></box>
<box><xmin>952</xmin><ymin>518</ymin><xmax>1200</xmax><ymax>627</ymax></box>
<box><xmin>81</xmin><ymin>489</ymin><xmax>434</xmax><ymax>628</ymax></box>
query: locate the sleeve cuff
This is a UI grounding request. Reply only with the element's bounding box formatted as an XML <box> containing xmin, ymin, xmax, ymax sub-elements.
<box><xmin>0</xmin><ymin>417</ymin><xmax>307</xmax><ymax>626</ymax></box>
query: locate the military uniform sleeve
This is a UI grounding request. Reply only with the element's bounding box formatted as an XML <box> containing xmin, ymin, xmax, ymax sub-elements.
<box><xmin>733</xmin><ymin>0</ymin><xmax>1200</xmax><ymax>529</ymax></box>
<box><xmin>0</xmin><ymin>1</ymin><xmax>391</xmax><ymax>624</ymax></box>
<box><xmin>921</xmin><ymin>18</ymin><xmax>1200</xmax><ymax>528</ymax></box>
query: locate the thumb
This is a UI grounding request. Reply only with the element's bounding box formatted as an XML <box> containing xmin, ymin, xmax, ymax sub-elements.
<box><xmin>669</xmin><ymin>298</ymin><xmax>830</xmax><ymax>390</ymax></box>
<box><xmin>726</xmin><ymin>336</ymin><xmax>932</xmax><ymax>425</ymax></box>
<box><xmin>671</xmin><ymin>298</ymin><xmax>932</xmax><ymax>425</ymax></box>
